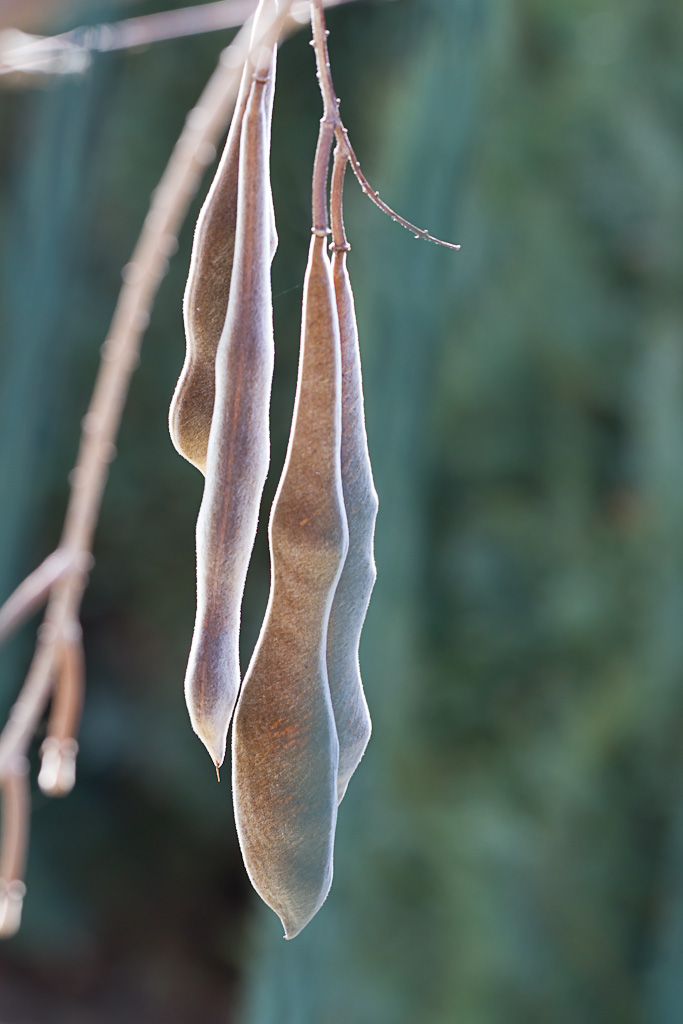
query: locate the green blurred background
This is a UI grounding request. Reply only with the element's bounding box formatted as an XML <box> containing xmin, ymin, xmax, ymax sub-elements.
<box><xmin>0</xmin><ymin>0</ymin><xmax>682</xmax><ymax>1020</ymax></box>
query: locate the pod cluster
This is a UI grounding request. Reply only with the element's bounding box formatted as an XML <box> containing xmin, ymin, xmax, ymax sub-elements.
<box><xmin>170</xmin><ymin>2</ymin><xmax>377</xmax><ymax>938</ymax></box>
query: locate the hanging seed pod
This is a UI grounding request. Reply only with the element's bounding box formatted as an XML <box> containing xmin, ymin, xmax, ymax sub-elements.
<box><xmin>327</xmin><ymin>245</ymin><xmax>377</xmax><ymax>802</ymax></box>
<box><xmin>169</xmin><ymin>17</ymin><xmax>278</xmax><ymax>474</ymax></box>
<box><xmin>232</xmin><ymin>234</ymin><xmax>348</xmax><ymax>939</ymax></box>
<box><xmin>184</xmin><ymin>60</ymin><xmax>277</xmax><ymax>770</ymax></box>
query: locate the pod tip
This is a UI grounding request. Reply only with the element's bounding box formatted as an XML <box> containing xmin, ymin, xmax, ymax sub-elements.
<box><xmin>192</xmin><ymin>721</ymin><xmax>226</xmax><ymax>774</ymax></box>
<box><xmin>280</xmin><ymin>910</ymin><xmax>310</xmax><ymax>941</ymax></box>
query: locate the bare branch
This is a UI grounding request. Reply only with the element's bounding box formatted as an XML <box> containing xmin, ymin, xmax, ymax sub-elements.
<box><xmin>0</xmin><ymin>0</ymin><xmax>375</xmax><ymax>80</ymax></box>
<box><xmin>310</xmin><ymin>0</ymin><xmax>460</xmax><ymax>250</ymax></box>
<box><xmin>45</xmin><ymin>627</ymin><xmax>85</xmax><ymax>745</ymax></box>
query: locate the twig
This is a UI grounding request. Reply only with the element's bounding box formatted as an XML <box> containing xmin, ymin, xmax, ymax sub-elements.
<box><xmin>0</xmin><ymin>759</ymin><xmax>28</xmax><ymax>884</ymax></box>
<box><xmin>0</xmin><ymin>0</ymin><xmax>300</xmax><ymax>782</ymax></box>
<box><xmin>309</xmin><ymin>0</ymin><xmax>460</xmax><ymax>250</ymax></box>
<box><xmin>0</xmin><ymin>0</ymin><xmax>375</xmax><ymax>79</ymax></box>
<box><xmin>80</xmin><ymin>0</ymin><xmax>259</xmax><ymax>50</ymax></box>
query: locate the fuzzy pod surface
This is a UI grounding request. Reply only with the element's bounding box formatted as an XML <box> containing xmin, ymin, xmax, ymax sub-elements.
<box><xmin>327</xmin><ymin>249</ymin><xmax>377</xmax><ymax>802</ymax></box>
<box><xmin>169</xmin><ymin>43</ymin><xmax>277</xmax><ymax>473</ymax></box>
<box><xmin>184</xmin><ymin>65</ymin><xmax>277</xmax><ymax>770</ymax></box>
<box><xmin>232</xmin><ymin>234</ymin><xmax>348</xmax><ymax>939</ymax></box>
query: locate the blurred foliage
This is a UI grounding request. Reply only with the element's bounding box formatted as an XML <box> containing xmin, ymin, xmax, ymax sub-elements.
<box><xmin>0</xmin><ymin>0</ymin><xmax>682</xmax><ymax>1022</ymax></box>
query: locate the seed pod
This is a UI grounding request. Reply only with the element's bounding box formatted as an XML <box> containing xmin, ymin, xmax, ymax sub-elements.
<box><xmin>232</xmin><ymin>234</ymin><xmax>348</xmax><ymax>939</ymax></box>
<box><xmin>184</xmin><ymin>66</ymin><xmax>276</xmax><ymax>770</ymax></box>
<box><xmin>327</xmin><ymin>248</ymin><xmax>377</xmax><ymax>802</ymax></box>
<box><xmin>169</xmin><ymin>39</ymin><xmax>277</xmax><ymax>474</ymax></box>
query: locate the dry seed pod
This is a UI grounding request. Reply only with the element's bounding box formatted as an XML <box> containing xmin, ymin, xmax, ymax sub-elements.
<box><xmin>232</xmin><ymin>234</ymin><xmax>348</xmax><ymax>939</ymax></box>
<box><xmin>169</xmin><ymin>30</ymin><xmax>277</xmax><ymax>473</ymax></box>
<box><xmin>327</xmin><ymin>248</ymin><xmax>377</xmax><ymax>802</ymax></box>
<box><xmin>184</xmin><ymin>67</ymin><xmax>276</xmax><ymax>769</ymax></box>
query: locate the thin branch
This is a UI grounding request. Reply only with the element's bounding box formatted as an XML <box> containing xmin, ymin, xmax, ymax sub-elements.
<box><xmin>309</xmin><ymin>0</ymin><xmax>342</xmax><ymax>236</ymax></box>
<box><xmin>0</xmin><ymin>0</ymin><xmax>300</xmax><ymax>782</ymax></box>
<box><xmin>45</xmin><ymin>628</ymin><xmax>85</xmax><ymax>745</ymax></box>
<box><xmin>310</xmin><ymin>0</ymin><xmax>460</xmax><ymax>250</ymax></box>
<box><xmin>0</xmin><ymin>0</ymin><xmax>375</xmax><ymax>79</ymax></box>
<box><xmin>63</xmin><ymin>0</ymin><xmax>372</xmax><ymax>51</ymax></box>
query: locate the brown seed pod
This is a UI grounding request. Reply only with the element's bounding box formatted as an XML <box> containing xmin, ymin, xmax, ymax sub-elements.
<box><xmin>184</xmin><ymin>64</ymin><xmax>277</xmax><ymax>770</ymax></box>
<box><xmin>169</xmin><ymin>31</ymin><xmax>277</xmax><ymax>474</ymax></box>
<box><xmin>327</xmin><ymin>247</ymin><xmax>377</xmax><ymax>802</ymax></box>
<box><xmin>232</xmin><ymin>234</ymin><xmax>348</xmax><ymax>939</ymax></box>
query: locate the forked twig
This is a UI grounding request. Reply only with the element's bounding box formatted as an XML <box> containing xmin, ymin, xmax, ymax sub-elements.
<box><xmin>310</xmin><ymin>0</ymin><xmax>460</xmax><ymax>250</ymax></box>
<box><xmin>0</xmin><ymin>549</ymin><xmax>80</xmax><ymax>645</ymax></box>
